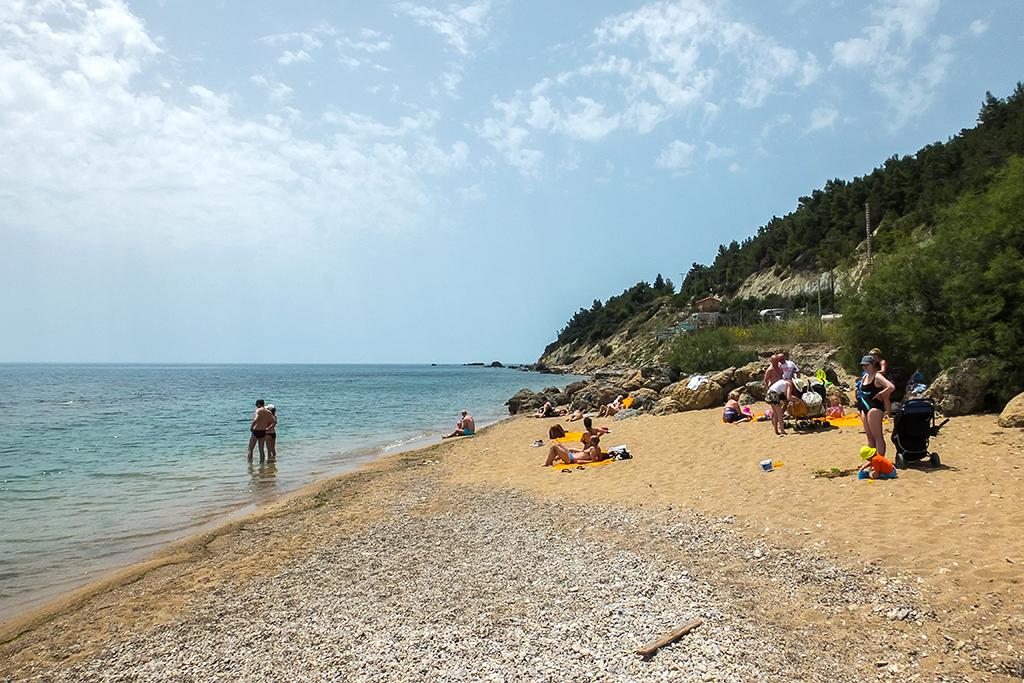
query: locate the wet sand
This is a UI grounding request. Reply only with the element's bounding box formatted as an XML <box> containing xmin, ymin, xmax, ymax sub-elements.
<box><xmin>2</xmin><ymin>408</ymin><xmax>1022</xmax><ymax>681</ymax></box>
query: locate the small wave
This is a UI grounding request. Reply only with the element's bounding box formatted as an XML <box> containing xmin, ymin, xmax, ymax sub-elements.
<box><xmin>381</xmin><ymin>432</ymin><xmax>433</xmax><ymax>452</ymax></box>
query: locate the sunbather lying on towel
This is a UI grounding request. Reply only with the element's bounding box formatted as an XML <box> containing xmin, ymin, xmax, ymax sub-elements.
<box><xmin>544</xmin><ymin>434</ymin><xmax>604</xmax><ymax>466</ymax></box>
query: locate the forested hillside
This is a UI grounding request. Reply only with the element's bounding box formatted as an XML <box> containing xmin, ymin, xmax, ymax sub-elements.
<box><xmin>542</xmin><ymin>83</ymin><xmax>1024</xmax><ymax>372</ymax></box>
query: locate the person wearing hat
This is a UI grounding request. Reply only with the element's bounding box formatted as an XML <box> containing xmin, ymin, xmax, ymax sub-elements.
<box><xmin>857</xmin><ymin>445</ymin><xmax>897</xmax><ymax>480</ymax></box>
<box><xmin>857</xmin><ymin>354</ymin><xmax>895</xmax><ymax>460</ymax></box>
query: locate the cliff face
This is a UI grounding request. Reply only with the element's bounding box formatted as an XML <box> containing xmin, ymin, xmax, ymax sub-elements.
<box><xmin>538</xmin><ymin>301</ymin><xmax>684</xmax><ymax>374</ymax></box>
<box><xmin>733</xmin><ymin>253</ymin><xmax>870</xmax><ymax>302</ymax></box>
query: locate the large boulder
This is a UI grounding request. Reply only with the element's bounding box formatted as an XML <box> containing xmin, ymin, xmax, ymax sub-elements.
<box><xmin>998</xmin><ymin>391</ymin><xmax>1024</xmax><ymax>428</ymax></box>
<box><xmin>620</xmin><ymin>370</ymin><xmax>646</xmax><ymax>393</ymax></box>
<box><xmin>570</xmin><ymin>382</ymin><xmax>621</xmax><ymax>411</ymax></box>
<box><xmin>660</xmin><ymin>380</ymin><xmax>682</xmax><ymax>397</ymax></box>
<box><xmin>638</xmin><ymin>365</ymin><xmax>676</xmax><ymax>393</ymax></box>
<box><xmin>627</xmin><ymin>388</ymin><xmax>660</xmax><ymax>411</ymax></box>
<box><xmin>506</xmin><ymin>389</ymin><xmax>540</xmax><ymax>415</ymax></box>
<box><xmin>671</xmin><ymin>378</ymin><xmax>724</xmax><ymax>411</ymax></box>
<box><xmin>562</xmin><ymin>380</ymin><xmax>589</xmax><ymax>399</ymax></box>
<box><xmin>709</xmin><ymin>367</ymin><xmax>738</xmax><ymax>394</ymax></box>
<box><xmin>734</xmin><ymin>361</ymin><xmax>765</xmax><ymax>386</ymax></box>
<box><xmin>925</xmin><ymin>358</ymin><xmax>988</xmax><ymax>416</ymax></box>
<box><xmin>651</xmin><ymin>397</ymin><xmax>682</xmax><ymax>415</ymax></box>
<box><xmin>736</xmin><ymin>381</ymin><xmax>765</xmax><ymax>404</ymax></box>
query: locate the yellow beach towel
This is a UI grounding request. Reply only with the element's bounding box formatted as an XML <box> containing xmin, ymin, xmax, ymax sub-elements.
<box><xmin>622</xmin><ymin>397</ymin><xmax>634</xmax><ymax>409</ymax></box>
<box><xmin>554</xmin><ymin>431</ymin><xmax>584</xmax><ymax>443</ymax></box>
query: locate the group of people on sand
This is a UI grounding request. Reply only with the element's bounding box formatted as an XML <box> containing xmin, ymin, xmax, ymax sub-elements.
<box><xmin>533</xmin><ymin>394</ymin><xmax>625</xmax><ymax>421</ymax></box>
<box><xmin>247</xmin><ymin>399</ymin><xmax>278</xmax><ymax>462</ymax></box>
<box><xmin>722</xmin><ymin>346</ymin><xmax>900</xmax><ymax>479</ymax></box>
<box><xmin>543</xmin><ymin>416</ymin><xmax>610</xmax><ymax>466</ymax></box>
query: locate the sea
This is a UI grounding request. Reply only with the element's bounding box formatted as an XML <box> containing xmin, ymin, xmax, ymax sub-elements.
<box><xmin>0</xmin><ymin>364</ymin><xmax>581</xmax><ymax>620</ymax></box>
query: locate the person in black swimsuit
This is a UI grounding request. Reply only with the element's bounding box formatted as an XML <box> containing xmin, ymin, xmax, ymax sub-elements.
<box><xmin>857</xmin><ymin>355</ymin><xmax>895</xmax><ymax>459</ymax></box>
<box><xmin>248</xmin><ymin>399</ymin><xmax>277</xmax><ymax>462</ymax></box>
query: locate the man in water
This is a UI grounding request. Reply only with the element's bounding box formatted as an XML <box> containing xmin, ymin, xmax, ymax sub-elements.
<box><xmin>248</xmin><ymin>399</ymin><xmax>277</xmax><ymax>462</ymax></box>
<box><xmin>442</xmin><ymin>410</ymin><xmax>475</xmax><ymax>438</ymax></box>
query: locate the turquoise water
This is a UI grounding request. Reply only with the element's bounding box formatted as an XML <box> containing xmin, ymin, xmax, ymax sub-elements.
<box><xmin>0</xmin><ymin>364</ymin><xmax>579</xmax><ymax>618</ymax></box>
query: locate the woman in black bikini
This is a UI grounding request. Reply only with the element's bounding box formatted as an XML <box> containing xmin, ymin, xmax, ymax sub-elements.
<box><xmin>857</xmin><ymin>354</ymin><xmax>895</xmax><ymax>458</ymax></box>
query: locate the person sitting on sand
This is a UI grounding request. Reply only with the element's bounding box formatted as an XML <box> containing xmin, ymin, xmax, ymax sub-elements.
<box><xmin>248</xmin><ymin>399</ymin><xmax>277</xmax><ymax>462</ymax></box>
<box><xmin>544</xmin><ymin>433</ymin><xmax>603</xmax><ymax>466</ymax></box>
<box><xmin>826</xmin><ymin>397</ymin><xmax>844</xmax><ymax>419</ymax></box>
<box><xmin>598</xmin><ymin>395</ymin><xmax>624</xmax><ymax>417</ymax></box>
<box><xmin>533</xmin><ymin>401</ymin><xmax>565</xmax><ymax>418</ymax></box>
<box><xmin>857</xmin><ymin>446</ymin><xmax>897</xmax><ymax>480</ymax></box>
<box><xmin>442</xmin><ymin>410</ymin><xmax>476</xmax><ymax>438</ymax></box>
<box><xmin>722</xmin><ymin>392</ymin><xmax>751</xmax><ymax>423</ymax></box>
<box><xmin>582</xmin><ymin>416</ymin><xmax>610</xmax><ymax>443</ymax></box>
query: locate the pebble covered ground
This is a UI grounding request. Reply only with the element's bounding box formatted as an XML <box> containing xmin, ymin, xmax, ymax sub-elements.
<box><xmin>3</xmin><ymin>458</ymin><xmax>964</xmax><ymax>683</ymax></box>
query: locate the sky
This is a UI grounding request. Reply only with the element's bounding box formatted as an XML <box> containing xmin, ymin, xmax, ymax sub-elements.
<box><xmin>1</xmin><ymin>0</ymin><xmax>1021</xmax><ymax>363</ymax></box>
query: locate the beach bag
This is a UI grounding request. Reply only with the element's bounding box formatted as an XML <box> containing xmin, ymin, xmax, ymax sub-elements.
<box><xmin>548</xmin><ymin>424</ymin><xmax>566</xmax><ymax>439</ymax></box>
<box><xmin>608</xmin><ymin>445</ymin><xmax>632</xmax><ymax>460</ymax></box>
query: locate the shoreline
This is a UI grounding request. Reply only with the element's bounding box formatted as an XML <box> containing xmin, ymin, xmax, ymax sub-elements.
<box><xmin>0</xmin><ymin>413</ymin><xmax>514</xmax><ymax>632</ymax></box>
<box><xmin>0</xmin><ymin>417</ymin><xmax>506</xmax><ymax>646</ymax></box>
<box><xmin>4</xmin><ymin>408</ymin><xmax>1022</xmax><ymax>680</ymax></box>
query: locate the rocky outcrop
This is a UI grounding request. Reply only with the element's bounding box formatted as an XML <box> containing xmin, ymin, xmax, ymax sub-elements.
<box><xmin>671</xmin><ymin>378</ymin><xmax>724</xmax><ymax>411</ymax></box>
<box><xmin>651</xmin><ymin>397</ymin><xmax>682</xmax><ymax>415</ymax></box>
<box><xmin>998</xmin><ymin>391</ymin><xmax>1024</xmax><ymax>428</ymax></box>
<box><xmin>505</xmin><ymin>387</ymin><xmax>566</xmax><ymax>414</ymax></box>
<box><xmin>627</xmin><ymin>388</ymin><xmax>660</xmax><ymax>411</ymax></box>
<box><xmin>925</xmin><ymin>358</ymin><xmax>988</xmax><ymax>416</ymax></box>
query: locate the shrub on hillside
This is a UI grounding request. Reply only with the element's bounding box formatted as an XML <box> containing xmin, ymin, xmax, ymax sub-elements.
<box><xmin>839</xmin><ymin>156</ymin><xmax>1024</xmax><ymax>406</ymax></box>
<box><xmin>666</xmin><ymin>328</ymin><xmax>756</xmax><ymax>374</ymax></box>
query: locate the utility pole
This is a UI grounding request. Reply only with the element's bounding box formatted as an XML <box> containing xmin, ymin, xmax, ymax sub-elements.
<box><xmin>865</xmin><ymin>201</ymin><xmax>873</xmax><ymax>272</ymax></box>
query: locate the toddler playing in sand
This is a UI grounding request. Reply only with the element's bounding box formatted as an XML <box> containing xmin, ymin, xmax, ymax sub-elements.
<box><xmin>826</xmin><ymin>397</ymin><xmax>844</xmax><ymax>419</ymax></box>
<box><xmin>857</xmin><ymin>446</ymin><xmax>897</xmax><ymax>480</ymax></box>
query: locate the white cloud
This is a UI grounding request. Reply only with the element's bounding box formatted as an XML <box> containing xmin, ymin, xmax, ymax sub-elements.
<box><xmin>476</xmin><ymin>0</ymin><xmax>819</xmax><ymax>176</ymax></box>
<box><xmin>259</xmin><ymin>28</ymin><xmax>332</xmax><ymax>66</ymax></box>
<box><xmin>831</xmin><ymin>0</ymin><xmax>952</xmax><ymax>126</ymax></box>
<box><xmin>656</xmin><ymin>140</ymin><xmax>696</xmax><ymax>170</ymax></box>
<box><xmin>476</xmin><ymin>99</ymin><xmax>544</xmax><ymax>177</ymax></box>
<box><xmin>0</xmin><ymin>1</ymin><xmax>470</xmax><ymax>248</ymax></box>
<box><xmin>704</xmin><ymin>141</ymin><xmax>735</xmax><ymax>161</ymax></box>
<box><xmin>559</xmin><ymin>97</ymin><xmax>620</xmax><ymax>141</ymax></box>
<box><xmin>968</xmin><ymin>18</ymin><xmax>989</xmax><ymax>36</ymax></box>
<box><xmin>278</xmin><ymin>49</ymin><xmax>312</xmax><ymax>65</ymax></box>
<box><xmin>808</xmin><ymin>106</ymin><xmax>839</xmax><ymax>131</ymax></box>
<box><xmin>396</xmin><ymin>0</ymin><xmax>493</xmax><ymax>56</ymax></box>
<box><xmin>250</xmin><ymin>74</ymin><xmax>294</xmax><ymax>102</ymax></box>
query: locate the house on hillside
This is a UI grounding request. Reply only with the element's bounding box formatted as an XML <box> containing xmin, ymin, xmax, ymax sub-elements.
<box><xmin>693</xmin><ymin>295</ymin><xmax>722</xmax><ymax>313</ymax></box>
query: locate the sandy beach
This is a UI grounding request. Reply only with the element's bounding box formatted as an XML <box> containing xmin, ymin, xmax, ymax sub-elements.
<box><xmin>2</xmin><ymin>407</ymin><xmax>1023</xmax><ymax>682</ymax></box>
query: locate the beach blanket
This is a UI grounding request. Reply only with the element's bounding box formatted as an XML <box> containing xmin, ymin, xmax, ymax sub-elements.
<box><xmin>813</xmin><ymin>415</ymin><xmax>888</xmax><ymax>428</ymax></box>
<box><xmin>554</xmin><ymin>431</ymin><xmax>584</xmax><ymax>443</ymax></box>
<box><xmin>622</xmin><ymin>397</ymin><xmax>634</xmax><ymax>409</ymax></box>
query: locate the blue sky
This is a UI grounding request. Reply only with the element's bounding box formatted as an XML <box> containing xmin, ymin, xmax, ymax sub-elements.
<box><xmin>1</xmin><ymin>0</ymin><xmax>1021</xmax><ymax>363</ymax></box>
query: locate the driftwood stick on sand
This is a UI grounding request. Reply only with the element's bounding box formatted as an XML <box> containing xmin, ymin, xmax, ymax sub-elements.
<box><xmin>635</xmin><ymin>618</ymin><xmax>703</xmax><ymax>659</ymax></box>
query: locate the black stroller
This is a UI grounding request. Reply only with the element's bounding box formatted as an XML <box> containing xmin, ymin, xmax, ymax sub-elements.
<box><xmin>890</xmin><ymin>398</ymin><xmax>949</xmax><ymax>469</ymax></box>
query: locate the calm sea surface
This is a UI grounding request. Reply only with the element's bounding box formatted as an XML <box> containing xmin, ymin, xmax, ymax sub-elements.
<box><xmin>0</xmin><ymin>364</ymin><xmax>579</xmax><ymax>619</ymax></box>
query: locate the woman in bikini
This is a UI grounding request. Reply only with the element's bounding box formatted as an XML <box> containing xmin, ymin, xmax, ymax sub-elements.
<box><xmin>544</xmin><ymin>434</ymin><xmax>602</xmax><ymax>466</ymax></box>
<box><xmin>857</xmin><ymin>354</ymin><xmax>895</xmax><ymax>459</ymax></box>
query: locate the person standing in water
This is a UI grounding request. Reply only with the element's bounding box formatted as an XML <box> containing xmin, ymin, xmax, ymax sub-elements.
<box><xmin>248</xmin><ymin>399</ymin><xmax>277</xmax><ymax>462</ymax></box>
<box><xmin>266</xmin><ymin>404</ymin><xmax>278</xmax><ymax>462</ymax></box>
<box><xmin>442</xmin><ymin>410</ymin><xmax>475</xmax><ymax>438</ymax></box>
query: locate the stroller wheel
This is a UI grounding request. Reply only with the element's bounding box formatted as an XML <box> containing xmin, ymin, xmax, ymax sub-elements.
<box><xmin>895</xmin><ymin>452</ymin><xmax>906</xmax><ymax>470</ymax></box>
<box><xmin>929</xmin><ymin>453</ymin><xmax>941</xmax><ymax>468</ymax></box>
